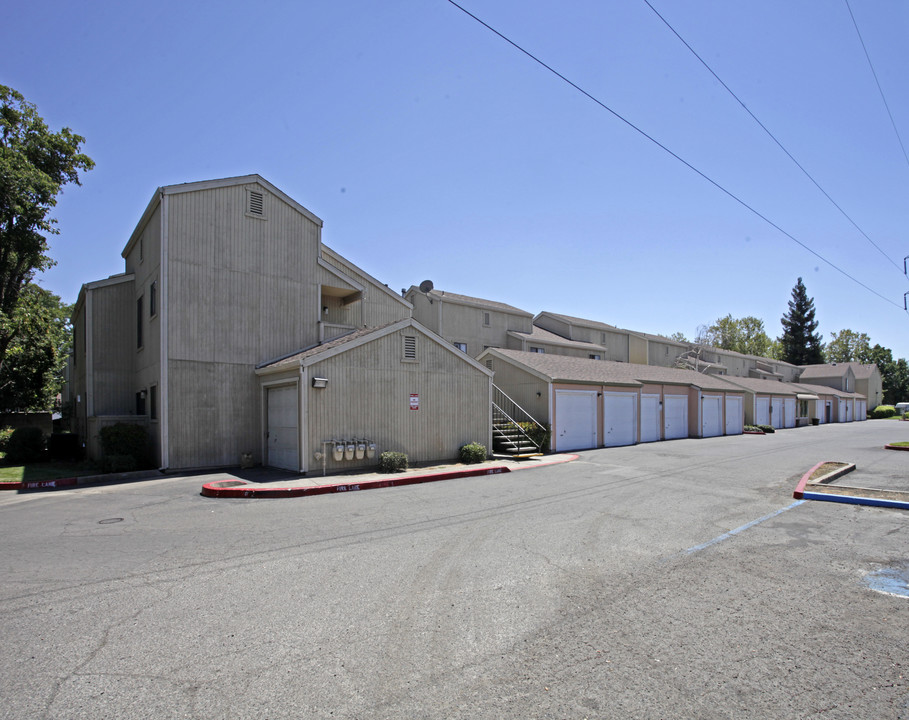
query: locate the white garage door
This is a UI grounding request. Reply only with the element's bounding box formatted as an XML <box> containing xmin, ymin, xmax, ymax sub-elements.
<box><xmin>856</xmin><ymin>400</ymin><xmax>866</xmax><ymax>420</ymax></box>
<box><xmin>771</xmin><ymin>398</ymin><xmax>784</xmax><ymax>429</ymax></box>
<box><xmin>838</xmin><ymin>399</ymin><xmax>847</xmax><ymax>423</ymax></box>
<box><xmin>555</xmin><ymin>390</ymin><xmax>598</xmax><ymax>451</ymax></box>
<box><xmin>725</xmin><ymin>395</ymin><xmax>743</xmax><ymax>435</ymax></box>
<box><xmin>604</xmin><ymin>392</ymin><xmax>637</xmax><ymax>447</ymax></box>
<box><xmin>701</xmin><ymin>395</ymin><xmax>723</xmax><ymax>437</ymax></box>
<box><xmin>664</xmin><ymin>395</ymin><xmax>688</xmax><ymax>440</ymax></box>
<box><xmin>267</xmin><ymin>384</ymin><xmax>299</xmax><ymax>471</ymax></box>
<box><xmin>755</xmin><ymin>397</ymin><xmax>770</xmax><ymax>426</ymax></box>
<box><xmin>640</xmin><ymin>394</ymin><xmax>661</xmax><ymax>443</ymax></box>
<box><xmin>784</xmin><ymin>398</ymin><xmax>797</xmax><ymax>428</ymax></box>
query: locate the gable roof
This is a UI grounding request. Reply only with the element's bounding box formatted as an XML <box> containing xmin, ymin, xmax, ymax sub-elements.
<box><xmin>507</xmin><ymin>326</ymin><xmax>607</xmax><ymax>352</ymax></box>
<box><xmin>798</xmin><ymin>363</ymin><xmax>855</xmax><ymax>380</ymax></box>
<box><xmin>409</xmin><ymin>287</ymin><xmax>532</xmax><ymax>317</ymax></box>
<box><xmin>485</xmin><ymin>349</ymin><xmax>744</xmax><ymax>392</ymax></box>
<box><xmin>123</xmin><ymin>174</ymin><xmax>323</xmax><ymax>258</ymax></box>
<box><xmin>720</xmin><ymin>376</ymin><xmax>800</xmax><ymax>396</ymax></box>
<box><xmin>256</xmin><ymin>318</ymin><xmax>493</xmax><ymax>377</ymax></box>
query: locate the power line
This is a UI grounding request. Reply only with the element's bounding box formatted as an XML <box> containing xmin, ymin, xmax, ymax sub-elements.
<box><xmin>443</xmin><ymin>0</ymin><xmax>903</xmax><ymax>310</ymax></box>
<box><xmin>642</xmin><ymin>0</ymin><xmax>906</xmax><ymax>277</ymax></box>
<box><xmin>845</xmin><ymin>0</ymin><xmax>909</xmax><ymax>173</ymax></box>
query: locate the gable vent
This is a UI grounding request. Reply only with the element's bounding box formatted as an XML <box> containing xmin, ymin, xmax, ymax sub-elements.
<box><xmin>248</xmin><ymin>190</ymin><xmax>264</xmax><ymax>216</ymax></box>
<box><xmin>403</xmin><ymin>335</ymin><xmax>417</xmax><ymax>360</ymax></box>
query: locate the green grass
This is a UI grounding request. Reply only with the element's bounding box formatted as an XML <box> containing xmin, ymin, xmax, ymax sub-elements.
<box><xmin>0</xmin><ymin>460</ymin><xmax>99</xmax><ymax>484</ymax></box>
<box><xmin>889</xmin><ymin>441</ymin><xmax>909</xmax><ymax>447</ymax></box>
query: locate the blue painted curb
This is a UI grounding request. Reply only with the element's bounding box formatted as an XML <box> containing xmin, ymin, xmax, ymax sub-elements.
<box><xmin>801</xmin><ymin>491</ymin><xmax>909</xmax><ymax>511</ymax></box>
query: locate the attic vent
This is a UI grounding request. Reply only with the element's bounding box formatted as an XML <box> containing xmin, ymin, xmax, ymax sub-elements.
<box><xmin>485</xmin><ymin>359</ymin><xmax>493</xmax><ymax>370</ymax></box>
<box><xmin>248</xmin><ymin>190</ymin><xmax>264</xmax><ymax>216</ymax></box>
<box><xmin>403</xmin><ymin>335</ymin><xmax>417</xmax><ymax>361</ymax></box>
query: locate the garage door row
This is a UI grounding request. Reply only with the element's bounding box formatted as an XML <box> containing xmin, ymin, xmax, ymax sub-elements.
<box><xmin>555</xmin><ymin>390</ymin><xmax>744</xmax><ymax>453</ymax></box>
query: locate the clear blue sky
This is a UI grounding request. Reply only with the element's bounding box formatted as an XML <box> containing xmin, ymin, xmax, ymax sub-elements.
<box><xmin>5</xmin><ymin>0</ymin><xmax>908</xmax><ymax>360</ymax></box>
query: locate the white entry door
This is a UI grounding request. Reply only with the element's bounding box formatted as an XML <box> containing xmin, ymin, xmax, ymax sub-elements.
<box><xmin>555</xmin><ymin>390</ymin><xmax>598</xmax><ymax>451</ymax></box>
<box><xmin>664</xmin><ymin>395</ymin><xmax>688</xmax><ymax>440</ymax></box>
<box><xmin>838</xmin><ymin>399</ymin><xmax>847</xmax><ymax>423</ymax></box>
<box><xmin>267</xmin><ymin>384</ymin><xmax>299</xmax><ymax>471</ymax></box>
<box><xmin>725</xmin><ymin>396</ymin><xmax>743</xmax><ymax>435</ymax></box>
<box><xmin>771</xmin><ymin>398</ymin><xmax>784</xmax><ymax>429</ymax></box>
<box><xmin>640</xmin><ymin>394</ymin><xmax>661</xmax><ymax>443</ymax></box>
<box><xmin>604</xmin><ymin>392</ymin><xmax>637</xmax><ymax>447</ymax></box>
<box><xmin>701</xmin><ymin>395</ymin><xmax>723</xmax><ymax>437</ymax></box>
<box><xmin>783</xmin><ymin>398</ymin><xmax>797</xmax><ymax>428</ymax></box>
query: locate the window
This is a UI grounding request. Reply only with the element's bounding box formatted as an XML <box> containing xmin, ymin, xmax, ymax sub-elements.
<box><xmin>136</xmin><ymin>389</ymin><xmax>146</xmax><ymax>416</ymax></box>
<box><xmin>149</xmin><ymin>385</ymin><xmax>158</xmax><ymax>420</ymax></box>
<box><xmin>403</xmin><ymin>335</ymin><xmax>417</xmax><ymax>361</ymax></box>
<box><xmin>139</xmin><ymin>235</ymin><xmax>144</xmax><ymax>262</ymax></box>
<box><xmin>149</xmin><ymin>280</ymin><xmax>157</xmax><ymax>318</ymax></box>
<box><xmin>137</xmin><ymin>295</ymin><xmax>144</xmax><ymax>349</ymax></box>
<box><xmin>453</xmin><ymin>342</ymin><xmax>467</xmax><ymax>353</ymax></box>
<box><xmin>589</xmin><ymin>354</ymin><xmax>601</xmax><ymax>360</ymax></box>
<box><xmin>483</xmin><ymin>312</ymin><xmax>490</xmax><ymax>327</ymax></box>
<box><xmin>799</xmin><ymin>399</ymin><xmax>809</xmax><ymax>417</ymax></box>
<box><xmin>530</xmin><ymin>347</ymin><xmax>544</xmax><ymax>353</ymax></box>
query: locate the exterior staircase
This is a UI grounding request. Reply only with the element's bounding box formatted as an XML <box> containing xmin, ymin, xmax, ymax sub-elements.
<box><xmin>492</xmin><ymin>385</ymin><xmax>546</xmax><ymax>458</ymax></box>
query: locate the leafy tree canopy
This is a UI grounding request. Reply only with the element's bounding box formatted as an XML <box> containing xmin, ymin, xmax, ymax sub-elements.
<box><xmin>780</xmin><ymin>277</ymin><xmax>824</xmax><ymax>365</ymax></box>
<box><xmin>698</xmin><ymin>314</ymin><xmax>774</xmax><ymax>358</ymax></box>
<box><xmin>0</xmin><ymin>283</ymin><xmax>71</xmax><ymax>412</ymax></box>
<box><xmin>0</xmin><ymin>84</ymin><xmax>92</xmax><ymax>408</ymax></box>
<box><xmin>825</xmin><ymin>329</ymin><xmax>871</xmax><ymax>364</ymax></box>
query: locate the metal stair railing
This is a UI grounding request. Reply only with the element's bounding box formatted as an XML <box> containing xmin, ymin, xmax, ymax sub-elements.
<box><xmin>492</xmin><ymin>385</ymin><xmax>546</xmax><ymax>454</ymax></box>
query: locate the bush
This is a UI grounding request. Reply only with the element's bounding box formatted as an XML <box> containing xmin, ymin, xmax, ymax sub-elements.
<box><xmin>378</xmin><ymin>451</ymin><xmax>408</xmax><ymax>473</ymax></box>
<box><xmin>103</xmin><ymin>455</ymin><xmax>137</xmax><ymax>474</ymax></box>
<box><xmin>744</xmin><ymin>425</ymin><xmax>763</xmax><ymax>433</ymax></box>
<box><xmin>518</xmin><ymin>422</ymin><xmax>551</xmax><ymax>451</ymax></box>
<box><xmin>871</xmin><ymin>405</ymin><xmax>897</xmax><ymax>419</ymax></box>
<box><xmin>6</xmin><ymin>427</ymin><xmax>46</xmax><ymax>464</ymax></box>
<box><xmin>459</xmin><ymin>442</ymin><xmax>487</xmax><ymax>464</ymax></box>
<box><xmin>98</xmin><ymin>423</ymin><xmax>150</xmax><ymax>471</ymax></box>
<box><xmin>0</xmin><ymin>427</ymin><xmax>13</xmax><ymax>455</ymax></box>
<box><xmin>757</xmin><ymin>424</ymin><xmax>775</xmax><ymax>434</ymax></box>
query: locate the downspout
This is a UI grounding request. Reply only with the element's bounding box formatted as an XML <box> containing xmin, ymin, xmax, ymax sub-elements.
<box><xmin>299</xmin><ymin>365</ymin><xmax>308</xmax><ymax>474</ymax></box>
<box><xmin>85</xmin><ymin>289</ymin><xmax>94</xmax><ymax>418</ymax></box>
<box><xmin>159</xmin><ymin>190</ymin><xmax>169</xmax><ymax>470</ymax></box>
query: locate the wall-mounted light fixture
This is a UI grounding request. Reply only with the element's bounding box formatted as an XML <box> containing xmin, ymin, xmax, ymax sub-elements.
<box><xmin>312</xmin><ymin>377</ymin><xmax>328</xmax><ymax>388</ymax></box>
<box><xmin>323</xmin><ymin>306</ymin><xmax>329</xmax><ymax>315</ymax></box>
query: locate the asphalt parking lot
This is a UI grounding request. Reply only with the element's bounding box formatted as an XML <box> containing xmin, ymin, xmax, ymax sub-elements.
<box><xmin>1</xmin><ymin>420</ymin><xmax>907</xmax><ymax>718</ymax></box>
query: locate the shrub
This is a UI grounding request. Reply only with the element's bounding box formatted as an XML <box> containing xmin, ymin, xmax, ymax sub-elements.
<box><xmin>871</xmin><ymin>405</ymin><xmax>896</xmax><ymax>419</ymax></box>
<box><xmin>459</xmin><ymin>442</ymin><xmax>487</xmax><ymax>464</ymax></box>
<box><xmin>98</xmin><ymin>423</ymin><xmax>150</xmax><ymax>471</ymax></box>
<box><xmin>6</xmin><ymin>427</ymin><xmax>46</xmax><ymax>464</ymax></box>
<box><xmin>743</xmin><ymin>425</ymin><xmax>763</xmax><ymax>433</ymax></box>
<box><xmin>0</xmin><ymin>427</ymin><xmax>13</xmax><ymax>455</ymax></box>
<box><xmin>518</xmin><ymin>422</ymin><xmax>552</xmax><ymax>451</ymax></box>
<box><xmin>757</xmin><ymin>424</ymin><xmax>775</xmax><ymax>434</ymax></box>
<box><xmin>378</xmin><ymin>451</ymin><xmax>408</xmax><ymax>473</ymax></box>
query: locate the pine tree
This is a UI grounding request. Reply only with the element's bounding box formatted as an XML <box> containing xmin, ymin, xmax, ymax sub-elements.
<box><xmin>780</xmin><ymin>277</ymin><xmax>824</xmax><ymax>365</ymax></box>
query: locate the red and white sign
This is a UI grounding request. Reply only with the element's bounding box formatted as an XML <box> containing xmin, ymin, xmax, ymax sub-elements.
<box><xmin>409</xmin><ymin>393</ymin><xmax>419</xmax><ymax>410</ymax></box>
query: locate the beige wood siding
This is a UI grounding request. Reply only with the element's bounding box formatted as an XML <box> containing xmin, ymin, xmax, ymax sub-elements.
<box><xmin>320</xmin><ymin>251</ymin><xmax>410</xmax><ymax>328</ymax></box>
<box><xmin>90</xmin><ymin>281</ymin><xmax>136</xmax><ymax>416</ymax></box>
<box><xmin>305</xmin><ymin>328</ymin><xmax>490</xmax><ymax>473</ymax></box>
<box><xmin>164</xmin><ymin>182</ymin><xmax>322</xmax><ymax>468</ymax></box>
<box><xmin>484</xmin><ymin>357</ymin><xmax>550</xmax><ymax>424</ymax></box>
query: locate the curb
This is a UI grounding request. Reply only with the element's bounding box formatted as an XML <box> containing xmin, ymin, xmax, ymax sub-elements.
<box><xmin>202</xmin><ymin>465</ymin><xmax>512</xmax><ymax>499</ymax></box>
<box><xmin>884</xmin><ymin>444</ymin><xmax>909</xmax><ymax>451</ymax></box>
<box><xmin>0</xmin><ymin>469</ymin><xmax>161</xmax><ymax>492</ymax></box>
<box><xmin>794</xmin><ymin>460</ymin><xmax>909</xmax><ymax>510</ymax></box>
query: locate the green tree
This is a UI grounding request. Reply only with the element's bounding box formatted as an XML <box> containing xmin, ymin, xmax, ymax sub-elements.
<box><xmin>825</xmin><ymin>329</ymin><xmax>871</xmax><ymax>363</ymax></box>
<box><xmin>703</xmin><ymin>315</ymin><xmax>772</xmax><ymax>357</ymax></box>
<box><xmin>0</xmin><ymin>284</ymin><xmax>71</xmax><ymax>412</ymax></box>
<box><xmin>779</xmin><ymin>278</ymin><xmax>824</xmax><ymax>365</ymax></box>
<box><xmin>0</xmin><ymin>85</ymin><xmax>93</xmax><ymax>382</ymax></box>
<box><xmin>669</xmin><ymin>332</ymin><xmax>689</xmax><ymax>343</ymax></box>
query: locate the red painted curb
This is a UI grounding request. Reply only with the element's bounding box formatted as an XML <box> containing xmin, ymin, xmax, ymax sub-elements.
<box><xmin>201</xmin><ymin>465</ymin><xmax>512</xmax><ymax>499</ymax></box>
<box><xmin>0</xmin><ymin>477</ymin><xmax>79</xmax><ymax>491</ymax></box>
<box><xmin>793</xmin><ymin>461</ymin><xmax>828</xmax><ymax>500</ymax></box>
<box><xmin>884</xmin><ymin>444</ymin><xmax>909</xmax><ymax>451</ymax></box>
